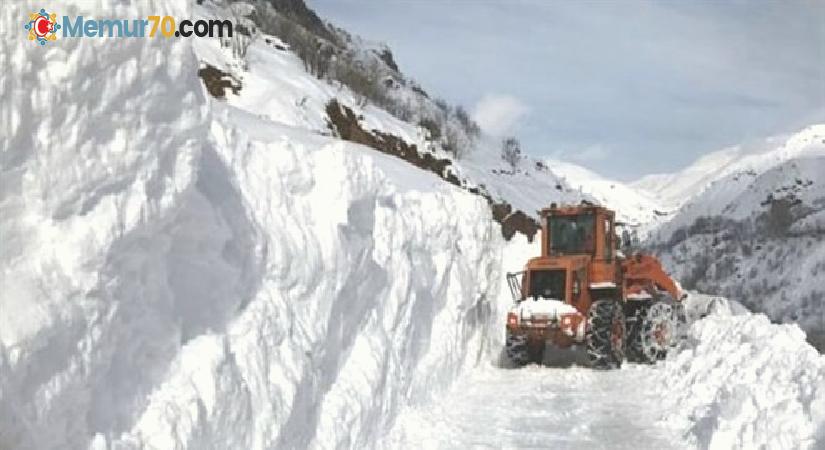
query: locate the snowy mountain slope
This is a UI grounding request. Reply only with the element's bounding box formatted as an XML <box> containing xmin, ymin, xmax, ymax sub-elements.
<box><xmin>192</xmin><ymin>2</ymin><xmax>591</xmax><ymax>235</ymax></box>
<box><xmin>649</xmin><ymin>127</ymin><xmax>825</xmax><ymax>350</ymax></box>
<box><xmin>451</xmin><ymin>138</ymin><xmax>589</xmax><ymax>220</ymax></box>
<box><xmin>633</xmin><ymin>125</ymin><xmax>825</xmax><ymax>209</ymax></box>
<box><xmin>546</xmin><ymin>158</ymin><xmax>671</xmax><ymax>232</ymax></box>
<box><xmin>632</xmin><ymin>147</ymin><xmax>742</xmax><ymax>209</ymax></box>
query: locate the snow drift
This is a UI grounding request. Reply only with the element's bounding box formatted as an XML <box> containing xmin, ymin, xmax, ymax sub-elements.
<box><xmin>656</xmin><ymin>294</ymin><xmax>825</xmax><ymax>449</ymax></box>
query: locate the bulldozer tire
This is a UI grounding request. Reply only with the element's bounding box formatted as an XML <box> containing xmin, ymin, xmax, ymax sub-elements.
<box><xmin>505</xmin><ymin>332</ymin><xmax>544</xmax><ymax>366</ymax></box>
<box><xmin>638</xmin><ymin>300</ymin><xmax>675</xmax><ymax>362</ymax></box>
<box><xmin>586</xmin><ymin>300</ymin><xmax>625</xmax><ymax>370</ymax></box>
<box><xmin>505</xmin><ymin>332</ymin><xmax>531</xmax><ymax>367</ymax></box>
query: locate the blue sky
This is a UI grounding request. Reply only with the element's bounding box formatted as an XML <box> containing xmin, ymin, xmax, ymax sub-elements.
<box><xmin>310</xmin><ymin>0</ymin><xmax>825</xmax><ymax>180</ymax></box>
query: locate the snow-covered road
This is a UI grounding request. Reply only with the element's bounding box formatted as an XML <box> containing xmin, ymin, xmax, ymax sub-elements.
<box><xmin>385</xmin><ymin>353</ymin><xmax>686</xmax><ymax>449</ymax></box>
<box><xmin>382</xmin><ymin>295</ymin><xmax>825</xmax><ymax>450</ymax></box>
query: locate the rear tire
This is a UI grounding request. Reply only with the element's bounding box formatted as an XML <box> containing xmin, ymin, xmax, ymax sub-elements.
<box><xmin>625</xmin><ymin>300</ymin><xmax>649</xmax><ymax>363</ymax></box>
<box><xmin>586</xmin><ymin>300</ymin><xmax>625</xmax><ymax>369</ymax></box>
<box><xmin>634</xmin><ymin>300</ymin><xmax>676</xmax><ymax>363</ymax></box>
<box><xmin>627</xmin><ymin>298</ymin><xmax>687</xmax><ymax>363</ymax></box>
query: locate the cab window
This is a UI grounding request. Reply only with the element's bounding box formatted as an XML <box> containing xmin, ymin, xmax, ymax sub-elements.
<box><xmin>548</xmin><ymin>213</ymin><xmax>595</xmax><ymax>255</ymax></box>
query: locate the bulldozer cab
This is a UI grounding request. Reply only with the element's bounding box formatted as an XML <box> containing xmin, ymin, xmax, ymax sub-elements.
<box><xmin>508</xmin><ymin>203</ymin><xmax>620</xmax><ymax>307</ymax></box>
<box><xmin>547</xmin><ymin>213</ymin><xmax>595</xmax><ymax>255</ymax></box>
<box><xmin>541</xmin><ymin>203</ymin><xmax>615</xmax><ymax>261</ymax></box>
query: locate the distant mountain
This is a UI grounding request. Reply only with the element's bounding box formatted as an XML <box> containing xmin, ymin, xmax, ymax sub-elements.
<box><xmin>633</xmin><ymin>125</ymin><xmax>825</xmax><ymax>209</ymax></box>
<box><xmin>647</xmin><ymin>125</ymin><xmax>825</xmax><ymax>350</ymax></box>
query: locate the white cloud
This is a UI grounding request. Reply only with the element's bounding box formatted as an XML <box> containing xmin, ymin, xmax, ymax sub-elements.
<box><xmin>471</xmin><ymin>94</ymin><xmax>529</xmax><ymax>137</ymax></box>
<box><xmin>571</xmin><ymin>144</ymin><xmax>609</xmax><ymax>162</ymax></box>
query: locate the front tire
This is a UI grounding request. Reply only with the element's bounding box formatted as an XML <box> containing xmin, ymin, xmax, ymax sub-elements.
<box><xmin>505</xmin><ymin>331</ymin><xmax>544</xmax><ymax>366</ymax></box>
<box><xmin>586</xmin><ymin>300</ymin><xmax>625</xmax><ymax>369</ymax></box>
<box><xmin>505</xmin><ymin>331</ymin><xmax>530</xmax><ymax>366</ymax></box>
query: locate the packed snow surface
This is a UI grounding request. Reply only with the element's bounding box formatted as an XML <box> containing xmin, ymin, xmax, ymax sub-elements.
<box><xmin>384</xmin><ymin>362</ymin><xmax>687</xmax><ymax>449</ymax></box>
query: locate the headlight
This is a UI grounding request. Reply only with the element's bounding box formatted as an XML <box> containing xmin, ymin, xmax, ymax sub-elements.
<box><xmin>507</xmin><ymin>312</ymin><xmax>519</xmax><ymax>326</ymax></box>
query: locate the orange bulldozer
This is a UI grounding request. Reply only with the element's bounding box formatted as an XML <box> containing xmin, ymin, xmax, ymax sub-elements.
<box><xmin>505</xmin><ymin>202</ymin><xmax>686</xmax><ymax>369</ymax></box>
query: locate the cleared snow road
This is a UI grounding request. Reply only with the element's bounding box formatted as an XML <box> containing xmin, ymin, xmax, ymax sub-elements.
<box><xmin>384</xmin><ymin>350</ymin><xmax>686</xmax><ymax>449</ymax></box>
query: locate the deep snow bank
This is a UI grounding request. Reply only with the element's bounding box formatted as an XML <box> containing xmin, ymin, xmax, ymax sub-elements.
<box><xmin>656</xmin><ymin>294</ymin><xmax>825</xmax><ymax>449</ymax></box>
<box><xmin>2</xmin><ymin>0</ymin><xmax>205</xmax><ymax>447</ymax></box>
<box><xmin>1</xmin><ymin>2</ymin><xmax>502</xmax><ymax>448</ymax></box>
<box><xmin>105</xmin><ymin>107</ymin><xmax>502</xmax><ymax>449</ymax></box>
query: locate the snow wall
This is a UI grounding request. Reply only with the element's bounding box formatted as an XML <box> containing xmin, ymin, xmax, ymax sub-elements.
<box><xmin>0</xmin><ymin>1</ymin><xmax>503</xmax><ymax>448</ymax></box>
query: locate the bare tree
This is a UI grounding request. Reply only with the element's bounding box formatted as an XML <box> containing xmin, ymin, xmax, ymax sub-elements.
<box><xmin>443</xmin><ymin>126</ymin><xmax>461</xmax><ymax>158</ymax></box>
<box><xmin>228</xmin><ymin>2</ymin><xmax>257</xmax><ymax>70</ymax></box>
<box><xmin>454</xmin><ymin>105</ymin><xmax>480</xmax><ymax>138</ymax></box>
<box><xmin>501</xmin><ymin>136</ymin><xmax>521</xmax><ymax>171</ymax></box>
<box><xmin>418</xmin><ymin>117</ymin><xmax>441</xmax><ymax>140</ymax></box>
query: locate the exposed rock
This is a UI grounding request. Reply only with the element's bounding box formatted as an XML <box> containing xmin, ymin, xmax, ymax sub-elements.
<box><xmin>197</xmin><ymin>64</ymin><xmax>241</xmax><ymax>98</ymax></box>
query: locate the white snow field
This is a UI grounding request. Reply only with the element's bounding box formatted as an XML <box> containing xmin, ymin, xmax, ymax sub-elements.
<box><xmin>2</xmin><ymin>1</ymin><xmax>824</xmax><ymax>449</ymax></box>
